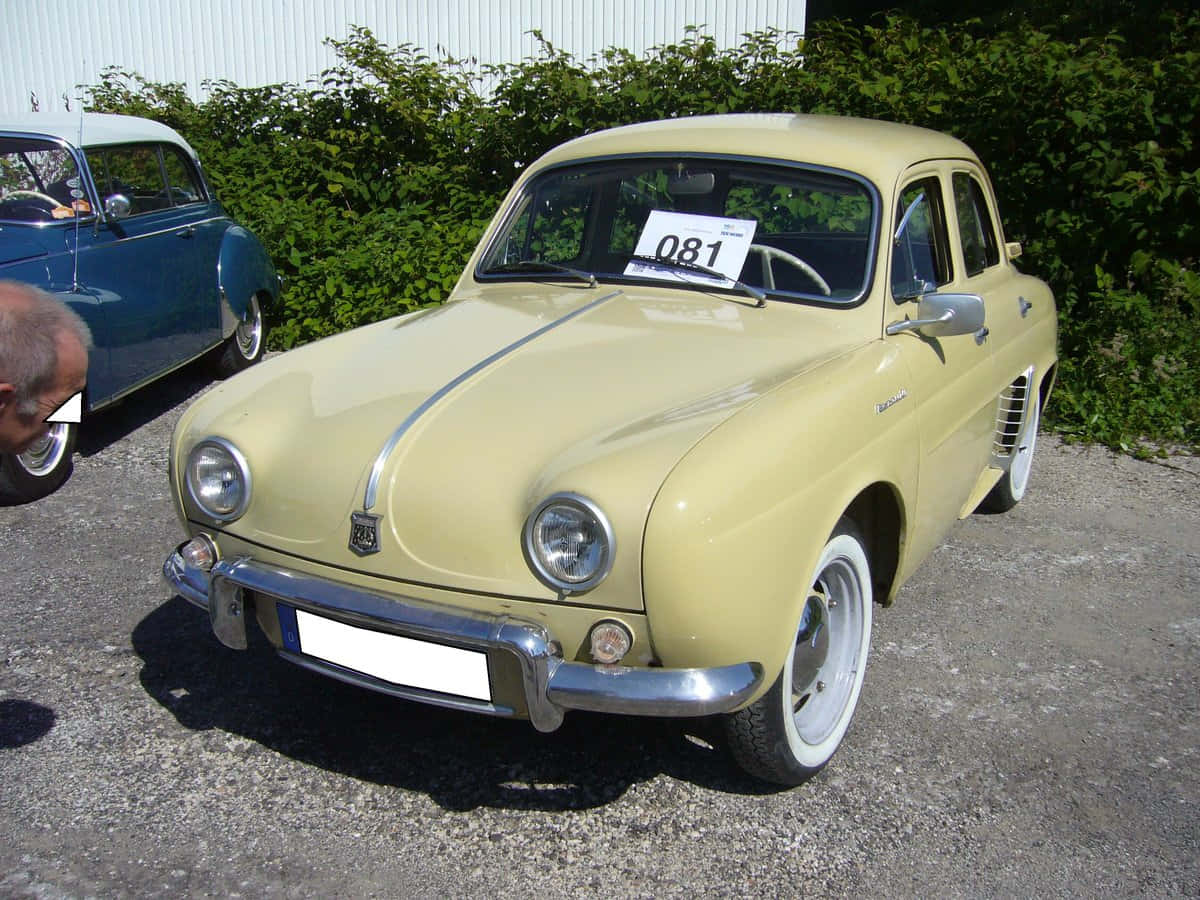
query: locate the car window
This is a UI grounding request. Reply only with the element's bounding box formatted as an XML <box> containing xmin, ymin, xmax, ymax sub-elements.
<box><xmin>481</xmin><ymin>158</ymin><xmax>878</xmax><ymax>303</ymax></box>
<box><xmin>952</xmin><ymin>172</ymin><xmax>1000</xmax><ymax>276</ymax></box>
<box><xmin>610</xmin><ymin>169</ymin><xmax>677</xmax><ymax>257</ymax></box>
<box><xmin>0</xmin><ymin>137</ymin><xmax>92</xmax><ymax>222</ymax></box>
<box><xmin>495</xmin><ymin>174</ymin><xmax>593</xmax><ymax>266</ymax></box>
<box><xmin>88</xmin><ymin>144</ymin><xmax>165</xmax><ymax>217</ymax></box>
<box><xmin>892</xmin><ymin>176</ymin><xmax>952</xmax><ymax>300</ymax></box>
<box><xmin>160</xmin><ymin>144</ymin><xmax>205</xmax><ymax>205</ymax></box>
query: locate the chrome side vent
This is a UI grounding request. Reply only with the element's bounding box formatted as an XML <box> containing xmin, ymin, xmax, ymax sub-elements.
<box><xmin>992</xmin><ymin>368</ymin><xmax>1034</xmax><ymax>460</ymax></box>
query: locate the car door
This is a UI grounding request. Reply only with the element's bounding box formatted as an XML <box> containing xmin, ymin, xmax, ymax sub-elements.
<box><xmin>70</xmin><ymin>141</ymin><xmax>223</xmax><ymax>400</ymax></box>
<box><xmin>885</xmin><ymin>165</ymin><xmax>996</xmax><ymax>565</ymax></box>
<box><xmin>949</xmin><ymin>166</ymin><xmax>1041</xmax><ymax>395</ymax></box>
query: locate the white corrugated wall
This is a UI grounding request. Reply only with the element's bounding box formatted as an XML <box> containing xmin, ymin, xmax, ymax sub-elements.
<box><xmin>0</xmin><ymin>0</ymin><xmax>805</xmax><ymax>114</ymax></box>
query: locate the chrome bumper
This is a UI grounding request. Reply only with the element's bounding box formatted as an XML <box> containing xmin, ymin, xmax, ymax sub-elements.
<box><xmin>164</xmin><ymin>546</ymin><xmax>763</xmax><ymax>732</ymax></box>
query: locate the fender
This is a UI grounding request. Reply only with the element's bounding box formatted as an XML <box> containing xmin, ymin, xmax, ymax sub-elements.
<box><xmin>217</xmin><ymin>225</ymin><xmax>279</xmax><ymax>339</ymax></box>
<box><xmin>642</xmin><ymin>340</ymin><xmax>919</xmax><ymax>694</ymax></box>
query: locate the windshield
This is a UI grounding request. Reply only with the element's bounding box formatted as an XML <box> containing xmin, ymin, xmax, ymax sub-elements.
<box><xmin>0</xmin><ymin>137</ymin><xmax>92</xmax><ymax>223</ymax></box>
<box><xmin>479</xmin><ymin>157</ymin><xmax>878</xmax><ymax>303</ymax></box>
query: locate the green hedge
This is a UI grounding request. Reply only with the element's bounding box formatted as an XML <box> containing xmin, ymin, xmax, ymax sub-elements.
<box><xmin>83</xmin><ymin>14</ymin><xmax>1199</xmax><ymax>449</ymax></box>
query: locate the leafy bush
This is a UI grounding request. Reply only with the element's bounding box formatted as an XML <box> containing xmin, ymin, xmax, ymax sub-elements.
<box><xmin>82</xmin><ymin>14</ymin><xmax>1199</xmax><ymax>448</ymax></box>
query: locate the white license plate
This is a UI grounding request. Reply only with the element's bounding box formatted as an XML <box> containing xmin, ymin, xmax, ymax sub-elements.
<box><xmin>294</xmin><ymin>608</ymin><xmax>491</xmax><ymax>701</ymax></box>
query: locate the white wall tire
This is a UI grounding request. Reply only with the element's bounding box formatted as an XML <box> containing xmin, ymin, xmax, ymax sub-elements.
<box><xmin>724</xmin><ymin>518</ymin><xmax>873</xmax><ymax>784</ymax></box>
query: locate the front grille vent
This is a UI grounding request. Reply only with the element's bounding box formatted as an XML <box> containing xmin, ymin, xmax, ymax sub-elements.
<box><xmin>992</xmin><ymin>375</ymin><xmax>1030</xmax><ymax>458</ymax></box>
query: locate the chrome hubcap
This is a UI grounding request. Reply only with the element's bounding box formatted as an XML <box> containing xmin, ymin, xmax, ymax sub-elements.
<box><xmin>791</xmin><ymin>591</ymin><xmax>830</xmax><ymax>704</ymax></box>
<box><xmin>791</xmin><ymin>557</ymin><xmax>864</xmax><ymax>745</ymax></box>
<box><xmin>235</xmin><ymin>295</ymin><xmax>262</xmax><ymax>360</ymax></box>
<box><xmin>17</xmin><ymin>423</ymin><xmax>70</xmax><ymax>477</ymax></box>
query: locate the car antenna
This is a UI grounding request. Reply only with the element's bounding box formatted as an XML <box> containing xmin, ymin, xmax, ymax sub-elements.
<box><xmin>71</xmin><ymin>69</ymin><xmax>85</xmax><ymax>294</ymax></box>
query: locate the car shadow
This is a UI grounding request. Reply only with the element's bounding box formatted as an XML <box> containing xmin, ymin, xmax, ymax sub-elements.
<box><xmin>75</xmin><ymin>356</ymin><xmax>220</xmax><ymax>458</ymax></box>
<box><xmin>132</xmin><ymin>596</ymin><xmax>784</xmax><ymax>810</ymax></box>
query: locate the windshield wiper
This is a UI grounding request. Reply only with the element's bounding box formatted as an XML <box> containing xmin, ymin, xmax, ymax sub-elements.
<box><xmin>486</xmin><ymin>259</ymin><xmax>597</xmax><ymax>287</ymax></box>
<box><xmin>625</xmin><ymin>254</ymin><xmax>765</xmax><ymax>307</ymax></box>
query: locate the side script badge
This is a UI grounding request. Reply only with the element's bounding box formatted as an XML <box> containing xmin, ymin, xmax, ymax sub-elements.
<box><xmin>349</xmin><ymin>511</ymin><xmax>382</xmax><ymax>556</ymax></box>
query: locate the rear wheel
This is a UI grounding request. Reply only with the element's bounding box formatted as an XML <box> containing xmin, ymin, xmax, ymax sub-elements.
<box><xmin>980</xmin><ymin>388</ymin><xmax>1041</xmax><ymax>513</ymax></box>
<box><xmin>0</xmin><ymin>422</ymin><xmax>77</xmax><ymax>505</ymax></box>
<box><xmin>724</xmin><ymin>519</ymin><xmax>873</xmax><ymax>784</ymax></box>
<box><xmin>213</xmin><ymin>293</ymin><xmax>265</xmax><ymax>377</ymax></box>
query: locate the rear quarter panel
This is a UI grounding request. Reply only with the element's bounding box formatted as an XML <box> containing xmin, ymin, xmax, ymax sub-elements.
<box><xmin>217</xmin><ymin>223</ymin><xmax>278</xmax><ymax>332</ymax></box>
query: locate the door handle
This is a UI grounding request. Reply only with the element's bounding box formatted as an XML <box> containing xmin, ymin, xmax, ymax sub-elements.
<box><xmin>1018</xmin><ymin>296</ymin><xmax>1033</xmax><ymax>317</ymax></box>
<box><xmin>975</xmin><ymin>326</ymin><xmax>989</xmax><ymax>345</ymax></box>
<box><xmin>178</xmin><ymin>225</ymin><xmax>196</xmax><ymax>238</ymax></box>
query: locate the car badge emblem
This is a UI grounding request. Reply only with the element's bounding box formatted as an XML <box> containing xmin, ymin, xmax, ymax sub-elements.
<box><xmin>349</xmin><ymin>511</ymin><xmax>382</xmax><ymax>556</ymax></box>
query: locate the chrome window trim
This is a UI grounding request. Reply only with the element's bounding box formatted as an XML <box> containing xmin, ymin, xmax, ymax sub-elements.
<box><xmin>81</xmin><ymin>140</ymin><xmax>213</xmax><ymax>209</ymax></box>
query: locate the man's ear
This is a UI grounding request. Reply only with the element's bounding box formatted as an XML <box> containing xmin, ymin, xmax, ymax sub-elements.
<box><xmin>0</xmin><ymin>383</ymin><xmax>15</xmax><ymax>413</ymax></box>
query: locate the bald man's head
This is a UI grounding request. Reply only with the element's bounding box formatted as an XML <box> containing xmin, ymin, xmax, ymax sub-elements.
<box><xmin>0</xmin><ymin>281</ymin><xmax>91</xmax><ymax>454</ymax></box>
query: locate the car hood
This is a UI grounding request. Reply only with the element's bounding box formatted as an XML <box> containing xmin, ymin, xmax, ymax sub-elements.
<box><xmin>177</xmin><ymin>286</ymin><xmax>866</xmax><ymax>609</ymax></box>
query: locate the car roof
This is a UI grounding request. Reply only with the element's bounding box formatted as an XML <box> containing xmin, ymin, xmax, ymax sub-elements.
<box><xmin>0</xmin><ymin>113</ymin><xmax>199</xmax><ymax>159</ymax></box>
<box><xmin>529</xmin><ymin>113</ymin><xmax>979</xmax><ymax>187</ymax></box>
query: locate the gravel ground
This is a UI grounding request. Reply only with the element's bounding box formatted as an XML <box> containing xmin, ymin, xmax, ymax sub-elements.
<box><xmin>1</xmin><ymin>358</ymin><xmax>1197</xmax><ymax>899</ymax></box>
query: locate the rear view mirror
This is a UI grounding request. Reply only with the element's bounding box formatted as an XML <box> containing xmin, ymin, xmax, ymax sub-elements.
<box><xmin>886</xmin><ymin>292</ymin><xmax>985</xmax><ymax>338</ymax></box>
<box><xmin>104</xmin><ymin>194</ymin><xmax>131</xmax><ymax>220</ymax></box>
<box><xmin>667</xmin><ymin>171</ymin><xmax>715</xmax><ymax>195</ymax></box>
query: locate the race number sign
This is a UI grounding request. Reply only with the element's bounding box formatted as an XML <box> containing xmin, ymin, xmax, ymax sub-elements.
<box><xmin>624</xmin><ymin>210</ymin><xmax>757</xmax><ymax>286</ymax></box>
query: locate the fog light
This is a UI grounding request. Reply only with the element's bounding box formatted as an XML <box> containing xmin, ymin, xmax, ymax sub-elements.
<box><xmin>589</xmin><ymin>620</ymin><xmax>632</xmax><ymax>665</ymax></box>
<box><xmin>180</xmin><ymin>534</ymin><xmax>218</xmax><ymax>572</ymax></box>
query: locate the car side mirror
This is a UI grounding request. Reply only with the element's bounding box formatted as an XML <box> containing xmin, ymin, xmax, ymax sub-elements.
<box><xmin>886</xmin><ymin>292</ymin><xmax>985</xmax><ymax>338</ymax></box>
<box><xmin>104</xmin><ymin>194</ymin><xmax>131</xmax><ymax>220</ymax></box>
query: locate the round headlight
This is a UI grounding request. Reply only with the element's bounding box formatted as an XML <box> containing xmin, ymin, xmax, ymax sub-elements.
<box><xmin>185</xmin><ymin>438</ymin><xmax>250</xmax><ymax>522</ymax></box>
<box><xmin>524</xmin><ymin>493</ymin><xmax>615</xmax><ymax>594</ymax></box>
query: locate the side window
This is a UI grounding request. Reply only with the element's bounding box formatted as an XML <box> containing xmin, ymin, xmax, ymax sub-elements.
<box><xmin>160</xmin><ymin>145</ymin><xmax>205</xmax><ymax>205</ymax></box>
<box><xmin>892</xmin><ymin>177</ymin><xmax>952</xmax><ymax>300</ymax></box>
<box><xmin>87</xmin><ymin>144</ymin><xmax>167</xmax><ymax>217</ymax></box>
<box><xmin>0</xmin><ymin>138</ymin><xmax>92</xmax><ymax>221</ymax></box>
<box><xmin>952</xmin><ymin>172</ymin><xmax>1000</xmax><ymax>277</ymax></box>
<box><xmin>505</xmin><ymin>176</ymin><xmax>591</xmax><ymax>265</ymax></box>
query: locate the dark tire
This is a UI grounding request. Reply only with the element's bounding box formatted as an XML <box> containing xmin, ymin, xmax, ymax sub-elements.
<box><xmin>979</xmin><ymin>388</ymin><xmax>1041</xmax><ymax>513</ymax></box>
<box><xmin>213</xmin><ymin>293</ymin><xmax>265</xmax><ymax>378</ymax></box>
<box><xmin>724</xmin><ymin>518</ymin><xmax>873</xmax><ymax>785</ymax></box>
<box><xmin>0</xmin><ymin>422</ymin><xmax>77</xmax><ymax>505</ymax></box>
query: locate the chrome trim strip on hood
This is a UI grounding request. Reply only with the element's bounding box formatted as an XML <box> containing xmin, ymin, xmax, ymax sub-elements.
<box><xmin>363</xmin><ymin>290</ymin><xmax>623</xmax><ymax>510</ymax></box>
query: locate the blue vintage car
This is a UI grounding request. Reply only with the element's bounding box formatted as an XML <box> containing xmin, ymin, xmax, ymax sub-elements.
<box><xmin>0</xmin><ymin>113</ymin><xmax>279</xmax><ymax>503</ymax></box>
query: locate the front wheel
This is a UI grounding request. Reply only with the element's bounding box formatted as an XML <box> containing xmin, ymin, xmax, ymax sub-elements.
<box><xmin>724</xmin><ymin>519</ymin><xmax>873</xmax><ymax>784</ymax></box>
<box><xmin>0</xmin><ymin>422</ymin><xmax>77</xmax><ymax>505</ymax></box>
<box><xmin>213</xmin><ymin>293</ymin><xmax>265</xmax><ymax>377</ymax></box>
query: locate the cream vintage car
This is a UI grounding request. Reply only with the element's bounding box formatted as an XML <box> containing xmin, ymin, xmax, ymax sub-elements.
<box><xmin>164</xmin><ymin>114</ymin><xmax>1057</xmax><ymax>784</ymax></box>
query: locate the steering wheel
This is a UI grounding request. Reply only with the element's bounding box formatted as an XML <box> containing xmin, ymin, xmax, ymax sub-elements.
<box><xmin>3</xmin><ymin>190</ymin><xmax>61</xmax><ymax>209</ymax></box>
<box><xmin>0</xmin><ymin>190</ymin><xmax>63</xmax><ymax>221</ymax></box>
<box><xmin>748</xmin><ymin>243</ymin><xmax>832</xmax><ymax>296</ymax></box>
